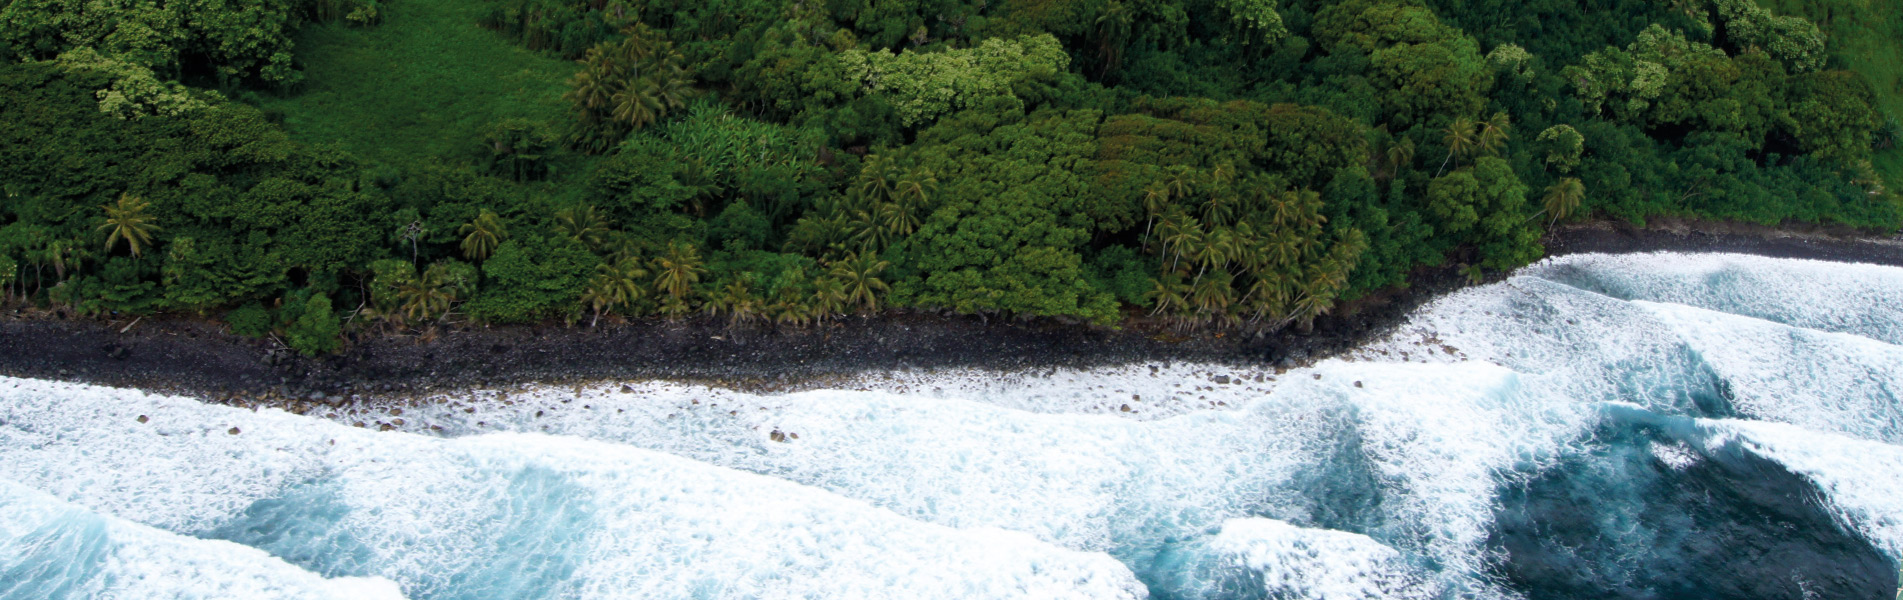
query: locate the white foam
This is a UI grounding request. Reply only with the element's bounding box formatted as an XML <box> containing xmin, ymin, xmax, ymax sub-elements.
<box><xmin>0</xmin><ymin>479</ymin><xmax>404</xmax><ymax>600</ymax></box>
<box><xmin>334</xmin><ymin>375</ymin><xmax>1336</xmax><ymax>560</ymax></box>
<box><xmin>321</xmin><ymin>359</ymin><xmax>1574</xmax><ymax>598</ymax></box>
<box><xmin>1359</xmin><ymin>275</ymin><xmax>1726</xmax><ymax>415</ymax></box>
<box><xmin>1154</xmin><ymin>518</ymin><xmax>1439</xmax><ymax>600</ymax></box>
<box><xmin>0</xmin><ymin>377</ymin><xmax>1144</xmax><ymax>599</ymax></box>
<box><xmin>1649</xmin><ymin>441</ymin><xmax>1700</xmax><ymax>470</ymax></box>
<box><xmin>1523</xmin><ymin>252</ymin><xmax>1903</xmax><ymax>344</ymax></box>
<box><xmin>1638</xmin><ymin>301</ymin><xmax>1903</xmax><ymax>442</ymax></box>
<box><xmin>790</xmin><ymin>362</ymin><xmax>1283</xmax><ymax>420</ymax></box>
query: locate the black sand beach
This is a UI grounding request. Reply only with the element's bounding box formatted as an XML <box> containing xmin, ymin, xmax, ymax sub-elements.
<box><xmin>2</xmin><ymin>219</ymin><xmax>1898</xmax><ymax>405</ymax></box>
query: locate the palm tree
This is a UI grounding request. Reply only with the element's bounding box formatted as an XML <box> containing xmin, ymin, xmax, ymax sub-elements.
<box><xmin>1190</xmin><ymin>269</ymin><xmax>1237</xmax><ymax>325</ymax></box>
<box><xmin>1290</xmin><ymin>268</ymin><xmax>1341</xmax><ymax>330</ymax></box>
<box><xmin>770</xmin><ymin>299</ymin><xmax>812</xmax><ymax>328</ymax></box>
<box><xmin>1209</xmin><ymin>161</ymin><xmax>1237</xmax><ymax>188</ymax></box>
<box><xmin>785</xmin><ymin>212</ymin><xmax>852</xmax><ymax>257</ymax></box>
<box><xmin>1539</xmin><ymin>177</ymin><xmax>1586</xmax><ymax>228</ymax></box>
<box><xmin>1439</xmin><ymin>116</ymin><xmax>1478</xmax><ymax>176</ymax></box>
<box><xmin>1193</xmin><ymin>226</ymin><xmax>1238</xmax><ymax>280</ymax></box>
<box><xmin>893</xmin><ymin>168</ymin><xmax>937</xmax><ymax>208</ymax></box>
<box><xmin>1146</xmin><ymin>273</ymin><xmax>1190</xmax><ymax>317</ymax></box>
<box><xmin>565</xmin><ymin>62</ymin><xmax>618</xmax><ymax>114</ymax></box>
<box><xmin>884</xmin><ymin>168</ymin><xmax>936</xmax><ymax>237</ymax></box>
<box><xmin>555</xmin><ymin>205</ymin><xmax>611</xmax><ymax>249</ymax></box>
<box><xmin>1266</xmin><ymin>191</ymin><xmax>1299</xmax><ymax>227</ymax></box>
<box><xmin>611</xmin><ymin>84</ymin><xmax>664</xmax><ymax>129</ymax></box>
<box><xmin>608</xmin><ymin>257</ymin><xmax>649</xmax><ymax>302</ymax></box>
<box><xmin>1140</xmin><ymin>183</ymin><xmax>1170</xmax><ymax>244</ymax></box>
<box><xmin>712</xmin><ymin>279</ymin><xmax>762</xmax><ymax>328</ymax></box>
<box><xmin>1265</xmin><ymin>231</ymin><xmax>1302</xmax><ymax>268</ymax></box>
<box><xmin>459</xmin><ymin>209</ymin><xmax>508</xmax><ymax>261</ymax></box>
<box><xmin>580</xmin><ymin>275</ymin><xmax>619</xmax><ymax>327</ymax></box>
<box><xmin>1476</xmin><ymin>112</ymin><xmax>1511</xmax><ymax>157</ymax></box>
<box><xmin>877</xmin><ymin>201</ymin><xmax>919</xmax><ymax>239</ymax></box>
<box><xmin>99</xmin><ymin>193</ymin><xmax>160</xmax><ymax>258</ymax></box>
<box><xmin>1162</xmin><ymin>165</ymin><xmax>1195</xmax><ymax>201</ymax></box>
<box><xmin>1291</xmin><ymin>189</ymin><xmax>1328</xmax><ymax>229</ymax></box>
<box><xmin>1158</xmin><ymin>212</ymin><xmax>1202</xmax><ymax>272</ymax></box>
<box><xmin>1242</xmin><ymin>275</ymin><xmax>1293</xmax><ymax>323</ymax></box>
<box><xmin>849</xmin><ymin>207</ymin><xmax>892</xmax><ymax>251</ymax></box>
<box><xmin>829</xmin><ymin>251</ymin><xmax>891</xmax><ymax>313</ymax></box>
<box><xmin>658</xmin><ymin>296</ymin><xmax>693</xmax><ymax>321</ymax></box>
<box><xmin>810</xmin><ymin>276</ymin><xmax>849</xmax><ymax>321</ymax></box>
<box><xmin>1202</xmin><ymin>195</ymin><xmax>1237</xmax><ymax>227</ymax></box>
<box><xmin>1384</xmin><ymin>137</ymin><xmax>1416</xmax><ymax>180</ymax></box>
<box><xmin>857</xmin><ymin>155</ymin><xmax>900</xmax><ymax>205</ymax></box>
<box><xmin>646</xmin><ymin>63</ymin><xmax>694</xmax><ymax>113</ymax></box>
<box><xmin>582</xmin><ymin>257</ymin><xmax>647</xmax><ymax>326</ymax></box>
<box><xmin>398</xmin><ymin>266</ymin><xmax>456</xmax><ymax>322</ymax></box>
<box><xmin>1231</xmin><ymin>223</ymin><xmax>1269</xmax><ymax>275</ymax></box>
<box><xmin>652</xmin><ymin>241</ymin><xmax>705</xmax><ymax>304</ymax></box>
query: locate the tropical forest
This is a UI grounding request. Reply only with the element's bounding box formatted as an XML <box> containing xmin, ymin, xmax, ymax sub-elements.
<box><xmin>2</xmin><ymin>0</ymin><xmax>1899</xmax><ymax>355</ymax></box>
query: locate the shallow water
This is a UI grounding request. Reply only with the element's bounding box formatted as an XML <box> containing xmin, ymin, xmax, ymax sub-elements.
<box><xmin>1</xmin><ymin>252</ymin><xmax>1899</xmax><ymax>599</ymax></box>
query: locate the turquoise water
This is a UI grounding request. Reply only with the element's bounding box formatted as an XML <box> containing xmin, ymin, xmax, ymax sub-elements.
<box><xmin>1</xmin><ymin>252</ymin><xmax>1899</xmax><ymax>599</ymax></box>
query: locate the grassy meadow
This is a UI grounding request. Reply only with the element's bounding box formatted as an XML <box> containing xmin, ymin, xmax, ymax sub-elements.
<box><xmin>261</xmin><ymin>0</ymin><xmax>576</xmax><ymax>167</ymax></box>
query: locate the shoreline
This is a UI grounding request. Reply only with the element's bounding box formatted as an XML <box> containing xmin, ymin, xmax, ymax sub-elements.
<box><xmin>2</xmin><ymin>219</ymin><xmax>1900</xmax><ymax>405</ymax></box>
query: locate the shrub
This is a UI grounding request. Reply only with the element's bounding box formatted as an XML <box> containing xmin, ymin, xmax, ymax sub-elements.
<box><xmin>226</xmin><ymin>303</ymin><xmax>274</xmax><ymax>338</ymax></box>
<box><xmin>284</xmin><ymin>293</ymin><xmax>341</xmax><ymax>356</ymax></box>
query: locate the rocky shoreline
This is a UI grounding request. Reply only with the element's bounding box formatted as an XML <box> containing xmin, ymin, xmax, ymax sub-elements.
<box><xmin>2</xmin><ymin>219</ymin><xmax>1899</xmax><ymax>405</ymax></box>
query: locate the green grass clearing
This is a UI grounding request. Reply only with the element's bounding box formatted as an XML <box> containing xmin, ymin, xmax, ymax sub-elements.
<box><xmin>262</xmin><ymin>0</ymin><xmax>577</xmax><ymax>167</ymax></box>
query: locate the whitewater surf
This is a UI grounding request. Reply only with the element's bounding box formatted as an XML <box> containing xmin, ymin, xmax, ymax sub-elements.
<box><xmin>1</xmin><ymin>252</ymin><xmax>1898</xmax><ymax>599</ymax></box>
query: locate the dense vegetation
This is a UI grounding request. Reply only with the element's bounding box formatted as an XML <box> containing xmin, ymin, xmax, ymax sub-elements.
<box><xmin>1</xmin><ymin>0</ymin><xmax>1898</xmax><ymax>354</ymax></box>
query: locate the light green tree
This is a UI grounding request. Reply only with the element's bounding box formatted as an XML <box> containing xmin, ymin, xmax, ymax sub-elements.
<box><xmin>1536</xmin><ymin>125</ymin><xmax>1585</xmax><ymax>173</ymax></box>
<box><xmin>840</xmin><ymin>34</ymin><xmax>1070</xmax><ymax>126</ymax></box>
<box><xmin>99</xmin><ymin>193</ymin><xmax>161</xmax><ymax>258</ymax></box>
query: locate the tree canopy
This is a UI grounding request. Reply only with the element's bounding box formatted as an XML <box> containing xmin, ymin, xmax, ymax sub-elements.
<box><xmin>0</xmin><ymin>0</ymin><xmax>1897</xmax><ymax>351</ymax></box>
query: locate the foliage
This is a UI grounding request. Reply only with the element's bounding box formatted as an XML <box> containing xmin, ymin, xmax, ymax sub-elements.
<box><xmin>482</xmin><ymin>119</ymin><xmax>558</xmax><ymax>182</ymax></box>
<box><xmin>99</xmin><ymin>194</ymin><xmax>162</xmax><ymax>258</ymax></box>
<box><xmin>257</xmin><ymin>0</ymin><xmax>577</xmax><ymax>167</ymax></box>
<box><xmin>52</xmin><ymin>48</ymin><xmax>212</xmax><ymax>119</ymax></box>
<box><xmin>840</xmin><ymin>35</ymin><xmax>1071</xmax><ymax>126</ymax></box>
<box><xmin>1537</xmin><ymin>125</ymin><xmax>1585</xmax><ymax>173</ymax></box>
<box><xmin>1</xmin><ymin>0</ymin><xmax>1898</xmax><ymax>347</ymax></box>
<box><xmin>284</xmin><ymin>292</ymin><xmax>341</xmax><ymax>355</ymax></box>
<box><xmin>1708</xmin><ymin>0</ymin><xmax>1826</xmax><ymax>73</ymax></box>
<box><xmin>0</xmin><ymin>0</ymin><xmax>304</xmax><ymax>86</ymax></box>
<box><xmin>563</xmin><ymin>25</ymin><xmax>696</xmax><ymax>152</ymax></box>
<box><xmin>464</xmin><ymin>235</ymin><xmax>594</xmax><ymax>323</ymax></box>
<box><xmin>226</xmin><ymin>302</ymin><xmax>273</xmax><ymax>337</ymax></box>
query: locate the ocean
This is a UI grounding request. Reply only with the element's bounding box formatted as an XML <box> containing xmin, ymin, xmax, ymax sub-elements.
<box><xmin>2</xmin><ymin>252</ymin><xmax>1898</xmax><ymax>599</ymax></box>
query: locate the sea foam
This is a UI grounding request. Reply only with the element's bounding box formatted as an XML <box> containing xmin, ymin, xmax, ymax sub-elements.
<box><xmin>0</xmin><ymin>479</ymin><xmax>403</xmax><ymax>599</ymax></box>
<box><xmin>1525</xmin><ymin>252</ymin><xmax>1903</xmax><ymax>344</ymax></box>
<box><xmin>0</xmin><ymin>377</ymin><xmax>1144</xmax><ymax>600</ymax></box>
<box><xmin>4</xmin><ymin>251</ymin><xmax>1902</xmax><ymax>598</ymax></box>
